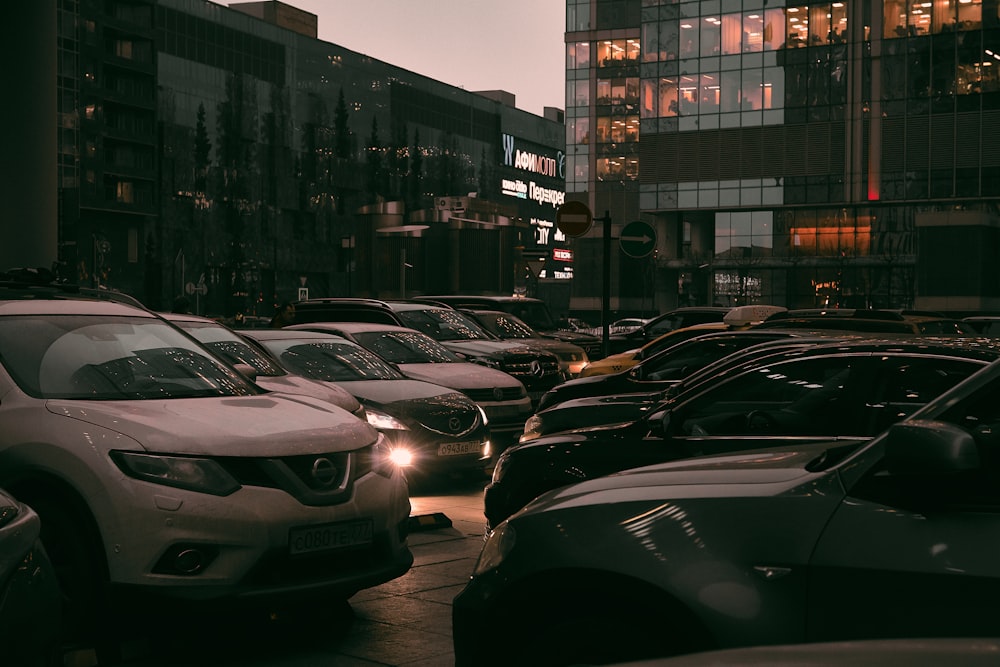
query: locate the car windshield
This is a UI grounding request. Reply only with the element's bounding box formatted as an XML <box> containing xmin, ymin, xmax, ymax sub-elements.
<box><xmin>260</xmin><ymin>340</ymin><xmax>405</xmax><ymax>382</ymax></box>
<box><xmin>174</xmin><ymin>321</ymin><xmax>286</xmax><ymax>377</ymax></box>
<box><xmin>475</xmin><ymin>312</ymin><xmax>535</xmax><ymax>339</ymax></box>
<box><xmin>352</xmin><ymin>330</ymin><xmax>463</xmax><ymax>364</ymax></box>
<box><xmin>395</xmin><ymin>308</ymin><xmax>493</xmax><ymax>342</ymax></box>
<box><xmin>0</xmin><ymin>315</ymin><xmax>256</xmax><ymax>400</ymax></box>
<box><xmin>505</xmin><ymin>301</ymin><xmax>556</xmax><ymax>330</ymax></box>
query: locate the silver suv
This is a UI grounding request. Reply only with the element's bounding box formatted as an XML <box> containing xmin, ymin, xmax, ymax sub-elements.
<box><xmin>0</xmin><ymin>292</ymin><xmax>412</xmax><ymax>653</ymax></box>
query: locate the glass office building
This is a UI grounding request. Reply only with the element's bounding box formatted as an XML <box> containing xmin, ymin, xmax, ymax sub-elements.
<box><xmin>56</xmin><ymin>0</ymin><xmax>567</xmax><ymax>316</ymax></box>
<box><xmin>566</xmin><ymin>0</ymin><xmax>1000</xmax><ymax>316</ymax></box>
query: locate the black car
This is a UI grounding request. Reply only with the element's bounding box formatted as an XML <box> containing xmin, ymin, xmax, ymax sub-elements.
<box><xmin>756</xmin><ymin>308</ymin><xmax>978</xmax><ymax>335</ymax></box>
<box><xmin>293</xmin><ymin>298</ymin><xmax>564</xmax><ymax>407</ymax></box>
<box><xmin>604</xmin><ymin>306</ymin><xmax>731</xmax><ymax>355</ymax></box>
<box><xmin>460</xmin><ymin>308</ymin><xmax>590</xmax><ymax>378</ymax></box>
<box><xmin>535</xmin><ymin>329</ymin><xmax>829</xmax><ymax>412</ymax></box>
<box><xmin>0</xmin><ymin>488</ymin><xmax>61</xmax><ymax>666</ymax></box>
<box><xmin>242</xmin><ymin>328</ymin><xmax>492</xmax><ymax>480</ymax></box>
<box><xmin>484</xmin><ymin>337</ymin><xmax>1000</xmax><ymax>530</ymax></box>
<box><xmin>522</xmin><ymin>335</ymin><xmax>841</xmax><ymax>442</ymax></box>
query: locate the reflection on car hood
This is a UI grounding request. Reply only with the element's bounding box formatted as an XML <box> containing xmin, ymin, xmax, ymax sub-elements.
<box><xmin>333</xmin><ymin>378</ymin><xmax>467</xmax><ymax>406</ymax></box>
<box><xmin>396</xmin><ymin>362</ymin><xmax>523</xmax><ymax>390</ymax></box>
<box><xmin>45</xmin><ymin>395</ymin><xmax>377</xmax><ymax>456</ymax></box>
<box><xmin>525</xmin><ymin>445</ymin><xmax>832</xmax><ymax>513</ymax></box>
<box><xmin>255</xmin><ymin>375</ymin><xmax>362</xmax><ymax>413</ymax></box>
<box><xmin>441</xmin><ymin>340</ymin><xmax>538</xmax><ymax>357</ymax></box>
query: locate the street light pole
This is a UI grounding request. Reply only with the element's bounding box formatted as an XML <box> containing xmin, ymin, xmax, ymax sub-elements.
<box><xmin>599</xmin><ymin>210</ymin><xmax>612</xmax><ymax>358</ymax></box>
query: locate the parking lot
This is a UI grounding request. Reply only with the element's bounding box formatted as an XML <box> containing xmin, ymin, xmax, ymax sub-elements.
<box><xmin>107</xmin><ymin>478</ymin><xmax>486</xmax><ymax>667</ymax></box>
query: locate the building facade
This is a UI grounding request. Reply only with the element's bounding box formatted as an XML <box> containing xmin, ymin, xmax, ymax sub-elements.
<box><xmin>55</xmin><ymin>0</ymin><xmax>569</xmax><ymax>317</ymax></box>
<box><xmin>565</xmin><ymin>0</ymin><xmax>1000</xmax><ymax>317</ymax></box>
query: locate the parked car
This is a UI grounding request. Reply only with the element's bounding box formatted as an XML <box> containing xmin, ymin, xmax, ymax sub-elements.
<box><xmin>604</xmin><ymin>306</ymin><xmax>732</xmax><ymax>355</ymax></box>
<box><xmin>460</xmin><ymin>308</ymin><xmax>589</xmax><ymax>378</ymax></box>
<box><xmin>0</xmin><ymin>291</ymin><xmax>412</xmax><ymax>654</ymax></box>
<box><xmin>456</xmin><ymin>349</ymin><xmax>1000</xmax><ymax>665</ymax></box>
<box><xmin>286</xmin><ymin>321</ymin><xmax>532</xmax><ymax>451</ymax></box>
<box><xmin>162</xmin><ymin>312</ymin><xmax>367</xmax><ymax>419</ymax></box>
<box><xmin>756</xmin><ymin>308</ymin><xmax>977</xmax><ymax>335</ymax></box>
<box><xmin>963</xmin><ymin>315</ymin><xmax>1000</xmax><ymax>336</ymax></box>
<box><xmin>412</xmin><ymin>295</ymin><xmax>604</xmax><ymax>359</ymax></box>
<box><xmin>535</xmin><ymin>329</ymin><xmax>826</xmax><ymax>413</ymax></box>
<box><xmin>293</xmin><ymin>298</ymin><xmax>564</xmax><ymax>407</ymax></box>
<box><xmin>242</xmin><ymin>328</ymin><xmax>492</xmax><ymax>481</ymax></box>
<box><xmin>0</xmin><ymin>488</ymin><xmax>61</xmax><ymax>666</ymax></box>
<box><xmin>485</xmin><ymin>337</ymin><xmax>1000</xmax><ymax>531</ymax></box>
<box><xmin>522</xmin><ymin>335</ymin><xmax>841</xmax><ymax>443</ymax></box>
<box><xmin>580</xmin><ymin>305</ymin><xmax>787</xmax><ymax>377</ymax></box>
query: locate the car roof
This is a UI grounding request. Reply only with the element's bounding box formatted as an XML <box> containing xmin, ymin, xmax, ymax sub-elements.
<box><xmin>734</xmin><ymin>335</ymin><xmax>1000</xmax><ymax>361</ymax></box>
<box><xmin>0</xmin><ymin>296</ymin><xmax>154</xmax><ymax>318</ymax></box>
<box><xmin>242</xmin><ymin>328</ymin><xmax>348</xmax><ymax>342</ymax></box>
<box><xmin>287</xmin><ymin>321</ymin><xmax>417</xmax><ymax>335</ymax></box>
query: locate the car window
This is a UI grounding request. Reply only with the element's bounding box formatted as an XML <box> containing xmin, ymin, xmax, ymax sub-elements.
<box><xmin>268</xmin><ymin>341</ymin><xmax>405</xmax><ymax>382</ymax></box>
<box><xmin>396</xmin><ymin>309</ymin><xmax>491</xmax><ymax>342</ymax></box>
<box><xmin>177</xmin><ymin>322</ymin><xmax>286</xmax><ymax>376</ymax></box>
<box><xmin>477</xmin><ymin>313</ymin><xmax>534</xmax><ymax>339</ymax></box>
<box><xmin>677</xmin><ymin>356</ymin><xmax>865</xmax><ymax>437</ymax></box>
<box><xmin>646</xmin><ymin>315</ymin><xmax>684</xmax><ymax>338</ymax></box>
<box><xmin>642</xmin><ymin>337</ymin><xmax>784</xmax><ymax>381</ymax></box>
<box><xmin>916</xmin><ymin>320</ymin><xmax>976</xmax><ymax>335</ymax></box>
<box><xmin>352</xmin><ymin>330</ymin><xmax>462</xmax><ymax>364</ymax></box>
<box><xmin>0</xmin><ymin>315</ymin><xmax>254</xmax><ymax>399</ymax></box>
<box><xmin>866</xmin><ymin>357</ymin><xmax>984</xmax><ymax>433</ymax></box>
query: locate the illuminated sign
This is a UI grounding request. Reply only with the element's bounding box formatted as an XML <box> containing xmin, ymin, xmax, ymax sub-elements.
<box><xmin>502</xmin><ymin>133</ymin><xmax>566</xmax><ymax>180</ymax></box>
<box><xmin>552</xmin><ymin>248</ymin><xmax>573</xmax><ymax>262</ymax></box>
<box><xmin>530</xmin><ymin>217</ymin><xmax>565</xmax><ymax>246</ymax></box>
<box><xmin>500</xmin><ymin>178</ymin><xmax>565</xmax><ymax>209</ymax></box>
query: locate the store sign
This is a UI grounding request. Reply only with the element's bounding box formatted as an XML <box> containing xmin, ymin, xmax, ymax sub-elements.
<box><xmin>553</xmin><ymin>248</ymin><xmax>573</xmax><ymax>262</ymax></box>
<box><xmin>502</xmin><ymin>134</ymin><xmax>566</xmax><ymax>180</ymax></box>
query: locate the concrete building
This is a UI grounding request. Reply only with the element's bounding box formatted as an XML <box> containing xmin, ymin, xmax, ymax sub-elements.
<box><xmin>52</xmin><ymin>0</ymin><xmax>568</xmax><ymax>316</ymax></box>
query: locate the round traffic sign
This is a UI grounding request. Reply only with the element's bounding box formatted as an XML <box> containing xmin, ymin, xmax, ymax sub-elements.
<box><xmin>556</xmin><ymin>200</ymin><xmax>593</xmax><ymax>238</ymax></box>
<box><xmin>619</xmin><ymin>220</ymin><xmax>656</xmax><ymax>258</ymax></box>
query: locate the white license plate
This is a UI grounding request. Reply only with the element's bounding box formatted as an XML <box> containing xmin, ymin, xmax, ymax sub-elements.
<box><xmin>437</xmin><ymin>441</ymin><xmax>483</xmax><ymax>457</ymax></box>
<box><xmin>289</xmin><ymin>519</ymin><xmax>373</xmax><ymax>555</ymax></box>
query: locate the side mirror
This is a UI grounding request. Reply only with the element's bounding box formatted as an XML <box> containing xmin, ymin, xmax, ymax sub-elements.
<box><xmin>648</xmin><ymin>407</ymin><xmax>674</xmax><ymax>439</ymax></box>
<box><xmin>883</xmin><ymin>420</ymin><xmax>980</xmax><ymax>475</ymax></box>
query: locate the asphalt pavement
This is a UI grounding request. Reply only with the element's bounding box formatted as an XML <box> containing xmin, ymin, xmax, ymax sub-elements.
<box><xmin>100</xmin><ymin>476</ymin><xmax>487</xmax><ymax>667</ymax></box>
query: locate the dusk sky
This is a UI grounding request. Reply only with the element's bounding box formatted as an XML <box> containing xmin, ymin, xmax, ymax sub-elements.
<box><xmin>225</xmin><ymin>1</ymin><xmax>567</xmax><ymax>117</ymax></box>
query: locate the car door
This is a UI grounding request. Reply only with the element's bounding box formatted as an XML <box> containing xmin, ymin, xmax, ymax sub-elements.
<box><xmin>666</xmin><ymin>354</ymin><xmax>874</xmax><ymax>456</ymax></box>
<box><xmin>806</xmin><ymin>371</ymin><xmax>1000</xmax><ymax>641</ymax></box>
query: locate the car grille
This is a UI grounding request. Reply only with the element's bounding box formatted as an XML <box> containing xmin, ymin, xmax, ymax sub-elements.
<box><xmin>463</xmin><ymin>386</ymin><xmax>525</xmax><ymax>403</ymax></box>
<box><xmin>499</xmin><ymin>352</ymin><xmax>563</xmax><ymax>391</ymax></box>
<box><xmin>217</xmin><ymin>447</ymin><xmax>373</xmax><ymax>506</ymax></box>
<box><xmin>397</xmin><ymin>395</ymin><xmax>481</xmax><ymax>437</ymax></box>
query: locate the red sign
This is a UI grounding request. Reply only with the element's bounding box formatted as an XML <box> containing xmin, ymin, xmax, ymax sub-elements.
<box><xmin>552</xmin><ymin>248</ymin><xmax>573</xmax><ymax>262</ymax></box>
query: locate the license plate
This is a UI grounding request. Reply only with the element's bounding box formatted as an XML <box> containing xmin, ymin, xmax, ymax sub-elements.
<box><xmin>437</xmin><ymin>441</ymin><xmax>483</xmax><ymax>457</ymax></box>
<box><xmin>289</xmin><ymin>519</ymin><xmax>373</xmax><ymax>555</ymax></box>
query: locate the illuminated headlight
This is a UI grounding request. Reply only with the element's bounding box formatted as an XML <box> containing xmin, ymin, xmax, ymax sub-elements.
<box><xmin>366</xmin><ymin>407</ymin><xmax>410</xmax><ymax>432</ymax></box>
<box><xmin>474</xmin><ymin>522</ymin><xmax>516</xmax><ymax>575</ymax></box>
<box><xmin>111</xmin><ymin>451</ymin><xmax>240</xmax><ymax>495</ymax></box>
<box><xmin>520</xmin><ymin>414</ymin><xmax>543</xmax><ymax>442</ymax></box>
<box><xmin>388</xmin><ymin>447</ymin><xmax>415</xmax><ymax>467</ymax></box>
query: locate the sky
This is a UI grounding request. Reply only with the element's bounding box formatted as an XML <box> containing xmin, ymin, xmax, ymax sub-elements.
<box><xmin>228</xmin><ymin>0</ymin><xmax>567</xmax><ymax>117</ymax></box>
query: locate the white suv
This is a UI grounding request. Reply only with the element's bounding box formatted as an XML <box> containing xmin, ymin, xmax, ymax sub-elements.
<box><xmin>0</xmin><ymin>292</ymin><xmax>412</xmax><ymax>653</ymax></box>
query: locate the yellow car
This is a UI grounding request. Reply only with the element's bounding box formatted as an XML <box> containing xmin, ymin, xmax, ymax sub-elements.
<box><xmin>578</xmin><ymin>305</ymin><xmax>786</xmax><ymax>377</ymax></box>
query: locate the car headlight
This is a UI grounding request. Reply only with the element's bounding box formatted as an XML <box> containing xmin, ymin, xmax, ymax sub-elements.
<box><xmin>477</xmin><ymin>403</ymin><xmax>489</xmax><ymax>427</ymax></box>
<box><xmin>111</xmin><ymin>451</ymin><xmax>240</xmax><ymax>496</ymax></box>
<box><xmin>520</xmin><ymin>414</ymin><xmax>543</xmax><ymax>442</ymax></box>
<box><xmin>365</xmin><ymin>407</ymin><xmax>411</xmax><ymax>431</ymax></box>
<box><xmin>474</xmin><ymin>521</ymin><xmax>517</xmax><ymax>576</ymax></box>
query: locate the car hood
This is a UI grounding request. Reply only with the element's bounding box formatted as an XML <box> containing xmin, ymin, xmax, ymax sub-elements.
<box><xmin>396</xmin><ymin>362</ymin><xmax>523</xmax><ymax>390</ymax></box>
<box><xmin>524</xmin><ymin>444</ymin><xmax>835</xmax><ymax>513</ymax></box>
<box><xmin>45</xmin><ymin>395</ymin><xmax>377</xmax><ymax>456</ymax></box>
<box><xmin>255</xmin><ymin>375</ymin><xmax>362</xmax><ymax>413</ymax></box>
<box><xmin>541</xmin><ymin>330</ymin><xmax>600</xmax><ymax>344</ymax></box>
<box><xmin>333</xmin><ymin>378</ymin><xmax>467</xmax><ymax>406</ymax></box>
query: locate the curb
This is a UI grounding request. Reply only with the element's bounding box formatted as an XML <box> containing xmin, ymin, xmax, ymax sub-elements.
<box><xmin>407</xmin><ymin>512</ymin><xmax>452</xmax><ymax>532</ymax></box>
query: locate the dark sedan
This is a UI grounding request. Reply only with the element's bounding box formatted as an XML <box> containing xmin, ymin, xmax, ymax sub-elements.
<box><xmin>0</xmin><ymin>488</ymin><xmax>61</xmax><ymax>666</ymax></box>
<box><xmin>243</xmin><ymin>329</ymin><xmax>492</xmax><ymax>481</ymax></box>
<box><xmin>535</xmin><ymin>329</ymin><xmax>832</xmax><ymax>412</ymax></box>
<box><xmin>485</xmin><ymin>337</ymin><xmax>1000</xmax><ymax>530</ymax></box>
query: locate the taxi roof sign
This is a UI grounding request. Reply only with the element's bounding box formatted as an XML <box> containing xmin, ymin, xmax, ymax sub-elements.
<box><xmin>556</xmin><ymin>200</ymin><xmax>593</xmax><ymax>238</ymax></box>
